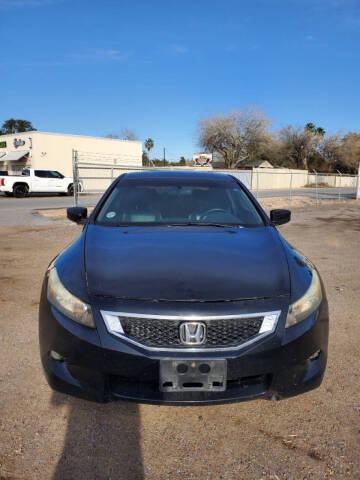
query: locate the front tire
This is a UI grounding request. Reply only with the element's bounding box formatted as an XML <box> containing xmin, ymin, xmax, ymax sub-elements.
<box><xmin>67</xmin><ymin>184</ymin><xmax>74</xmax><ymax>196</ymax></box>
<box><xmin>13</xmin><ymin>184</ymin><xmax>29</xmax><ymax>198</ymax></box>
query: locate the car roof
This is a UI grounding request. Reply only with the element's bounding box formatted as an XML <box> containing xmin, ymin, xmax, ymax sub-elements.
<box><xmin>122</xmin><ymin>170</ymin><xmax>232</xmax><ymax>181</ymax></box>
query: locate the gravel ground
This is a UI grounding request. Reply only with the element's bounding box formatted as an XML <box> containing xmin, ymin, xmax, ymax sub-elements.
<box><xmin>0</xmin><ymin>201</ymin><xmax>359</xmax><ymax>480</ymax></box>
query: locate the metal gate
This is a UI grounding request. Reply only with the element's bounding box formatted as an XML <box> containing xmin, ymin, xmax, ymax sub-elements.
<box><xmin>71</xmin><ymin>149</ymin><xmax>359</xmax><ymax>206</ymax></box>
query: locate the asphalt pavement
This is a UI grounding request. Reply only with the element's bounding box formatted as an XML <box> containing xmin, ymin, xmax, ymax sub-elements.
<box><xmin>0</xmin><ymin>187</ymin><xmax>356</xmax><ymax>226</ymax></box>
<box><xmin>0</xmin><ymin>193</ymin><xmax>100</xmax><ymax>226</ymax></box>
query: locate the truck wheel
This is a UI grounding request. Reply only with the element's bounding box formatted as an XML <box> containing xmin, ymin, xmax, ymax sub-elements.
<box><xmin>13</xmin><ymin>184</ymin><xmax>29</xmax><ymax>198</ymax></box>
<box><xmin>4</xmin><ymin>192</ymin><xmax>13</xmax><ymax>197</ymax></box>
<box><xmin>67</xmin><ymin>184</ymin><xmax>74</xmax><ymax>196</ymax></box>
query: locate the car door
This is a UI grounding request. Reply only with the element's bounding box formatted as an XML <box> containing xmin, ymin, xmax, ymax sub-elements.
<box><xmin>47</xmin><ymin>171</ymin><xmax>65</xmax><ymax>192</ymax></box>
<box><xmin>32</xmin><ymin>170</ymin><xmax>49</xmax><ymax>192</ymax></box>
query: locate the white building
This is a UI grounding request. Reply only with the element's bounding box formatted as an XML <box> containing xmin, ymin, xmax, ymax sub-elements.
<box><xmin>0</xmin><ymin>131</ymin><xmax>142</xmax><ymax>180</ymax></box>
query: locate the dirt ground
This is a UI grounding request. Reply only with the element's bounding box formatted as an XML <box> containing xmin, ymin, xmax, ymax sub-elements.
<box><xmin>0</xmin><ymin>200</ymin><xmax>359</xmax><ymax>480</ymax></box>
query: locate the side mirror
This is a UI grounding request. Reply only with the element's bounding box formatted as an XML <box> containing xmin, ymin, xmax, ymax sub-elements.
<box><xmin>67</xmin><ymin>206</ymin><xmax>88</xmax><ymax>224</ymax></box>
<box><xmin>270</xmin><ymin>209</ymin><xmax>291</xmax><ymax>226</ymax></box>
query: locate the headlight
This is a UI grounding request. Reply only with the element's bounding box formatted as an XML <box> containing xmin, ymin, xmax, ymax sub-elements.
<box><xmin>47</xmin><ymin>267</ymin><xmax>95</xmax><ymax>328</ymax></box>
<box><xmin>286</xmin><ymin>267</ymin><xmax>322</xmax><ymax>328</ymax></box>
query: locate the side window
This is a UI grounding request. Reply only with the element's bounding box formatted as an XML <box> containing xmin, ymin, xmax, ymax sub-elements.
<box><xmin>35</xmin><ymin>170</ymin><xmax>46</xmax><ymax>178</ymax></box>
<box><xmin>49</xmin><ymin>171</ymin><xmax>62</xmax><ymax>178</ymax></box>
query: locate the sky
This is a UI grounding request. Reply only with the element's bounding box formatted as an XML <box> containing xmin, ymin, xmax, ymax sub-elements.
<box><xmin>0</xmin><ymin>0</ymin><xmax>359</xmax><ymax>161</ymax></box>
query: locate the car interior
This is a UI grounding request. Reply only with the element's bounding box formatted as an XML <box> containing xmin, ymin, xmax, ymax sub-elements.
<box><xmin>96</xmin><ymin>184</ymin><xmax>264</xmax><ymax>226</ymax></box>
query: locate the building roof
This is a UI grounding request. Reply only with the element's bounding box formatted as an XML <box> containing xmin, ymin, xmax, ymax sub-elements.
<box><xmin>237</xmin><ymin>159</ymin><xmax>273</xmax><ymax>168</ymax></box>
<box><xmin>0</xmin><ymin>131</ymin><xmax>142</xmax><ymax>144</ymax></box>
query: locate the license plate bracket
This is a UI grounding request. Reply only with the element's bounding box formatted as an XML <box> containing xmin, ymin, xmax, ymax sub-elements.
<box><xmin>159</xmin><ymin>359</ymin><xmax>227</xmax><ymax>392</ymax></box>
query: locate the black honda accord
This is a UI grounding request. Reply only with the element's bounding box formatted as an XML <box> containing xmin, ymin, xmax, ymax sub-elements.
<box><xmin>39</xmin><ymin>171</ymin><xmax>329</xmax><ymax>404</ymax></box>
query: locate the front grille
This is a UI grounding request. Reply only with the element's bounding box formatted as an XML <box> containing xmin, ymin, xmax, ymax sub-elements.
<box><xmin>120</xmin><ymin>315</ymin><xmax>264</xmax><ymax>349</ymax></box>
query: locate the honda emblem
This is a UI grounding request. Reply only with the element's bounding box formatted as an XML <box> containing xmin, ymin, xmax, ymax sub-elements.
<box><xmin>179</xmin><ymin>322</ymin><xmax>206</xmax><ymax>345</ymax></box>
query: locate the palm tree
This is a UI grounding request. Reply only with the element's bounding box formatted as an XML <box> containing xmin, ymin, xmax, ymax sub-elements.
<box><xmin>1</xmin><ymin>118</ymin><xmax>36</xmax><ymax>134</ymax></box>
<box><xmin>305</xmin><ymin>123</ymin><xmax>325</xmax><ymax>137</ymax></box>
<box><xmin>15</xmin><ymin>120</ymin><xmax>35</xmax><ymax>132</ymax></box>
<box><xmin>144</xmin><ymin>138</ymin><xmax>154</xmax><ymax>156</ymax></box>
<box><xmin>305</xmin><ymin>122</ymin><xmax>316</xmax><ymax>134</ymax></box>
<box><xmin>1</xmin><ymin>118</ymin><xmax>17</xmax><ymax>134</ymax></box>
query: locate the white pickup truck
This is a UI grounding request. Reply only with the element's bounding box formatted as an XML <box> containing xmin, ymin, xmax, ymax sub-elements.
<box><xmin>0</xmin><ymin>168</ymin><xmax>79</xmax><ymax>198</ymax></box>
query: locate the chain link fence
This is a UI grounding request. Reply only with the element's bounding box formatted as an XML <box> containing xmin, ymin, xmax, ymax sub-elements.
<box><xmin>72</xmin><ymin>150</ymin><xmax>359</xmax><ymax>206</ymax></box>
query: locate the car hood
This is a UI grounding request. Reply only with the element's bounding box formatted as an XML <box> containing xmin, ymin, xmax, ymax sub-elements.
<box><xmin>84</xmin><ymin>225</ymin><xmax>290</xmax><ymax>301</ymax></box>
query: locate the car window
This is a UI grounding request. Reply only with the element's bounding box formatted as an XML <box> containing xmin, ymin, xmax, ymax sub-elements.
<box><xmin>49</xmin><ymin>171</ymin><xmax>63</xmax><ymax>178</ymax></box>
<box><xmin>35</xmin><ymin>170</ymin><xmax>48</xmax><ymax>178</ymax></box>
<box><xmin>96</xmin><ymin>176</ymin><xmax>264</xmax><ymax>227</ymax></box>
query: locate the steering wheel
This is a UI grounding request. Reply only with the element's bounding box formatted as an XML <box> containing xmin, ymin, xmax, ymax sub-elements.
<box><xmin>199</xmin><ymin>208</ymin><xmax>229</xmax><ymax>221</ymax></box>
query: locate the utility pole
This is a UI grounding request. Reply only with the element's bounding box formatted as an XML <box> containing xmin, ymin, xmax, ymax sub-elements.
<box><xmin>163</xmin><ymin>147</ymin><xmax>166</xmax><ymax>167</ymax></box>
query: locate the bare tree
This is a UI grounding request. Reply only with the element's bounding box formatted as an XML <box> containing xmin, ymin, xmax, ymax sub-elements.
<box><xmin>278</xmin><ymin>125</ymin><xmax>321</xmax><ymax>169</ymax></box>
<box><xmin>105</xmin><ymin>130</ymin><xmax>139</xmax><ymax>141</ymax></box>
<box><xmin>318</xmin><ymin>134</ymin><xmax>342</xmax><ymax>170</ymax></box>
<box><xmin>121</xmin><ymin>128</ymin><xmax>139</xmax><ymax>141</ymax></box>
<box><xmin>105</xmin><ymin>133</ymin><xmax>120</xmax><ymax>139</ymax></box>
<box><xmin>198</xmin><ymin>108</ymin><xmax>271</xmax><ymax>169</ymax></box>
<box><xmin>339</xmin><ymin>132</ymin><xmax>360</xmax><ymax>173</ymax></box>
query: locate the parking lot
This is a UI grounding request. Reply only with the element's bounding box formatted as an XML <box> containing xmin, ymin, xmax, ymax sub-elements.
<box><xmin>0</xmin><ymin>198</ymin><xmax>359</xmax><ymax>479</ymax></box>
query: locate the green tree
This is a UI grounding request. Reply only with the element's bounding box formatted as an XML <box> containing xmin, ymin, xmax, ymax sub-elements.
<box><xmin>15</xmin><ymin>120</ymin><xmax>34</xmax><ymax>132</ymax></box>
<box><xmin>305</xmin><ymin>122</ymin><xmax>316</xmax><ymax>134</ymax></box>
<box><xmin>152</xmin><ymin>158</ymin><xmax>170</xmax><ymax>167</ymax></box>
<box><xmin>0</xmin><ymin>118</ymin><xmax>36</xmax><ymax>135</ymax></box>
<box><xmin>144</xmin><ymin>138</ymin><xmax>154</xmax><ymax>156</ymax></box>
<box><xmin>142</xmin><ymin>151</ymin><xmax>149</xmax><ymax>166</ymax></box>
<box><xmin>315</xmin><ymin>127</ymin><xmax>325</xmax><ymax>137</ymax></box>
<box><xmin>304</xmin><ymin>122</ymin><xmax>325</xmax><ymax>137</ymax></box>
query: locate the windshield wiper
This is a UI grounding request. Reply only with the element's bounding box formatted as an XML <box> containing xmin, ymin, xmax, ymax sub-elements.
<box><xmin>165</xmin><ymin>222</ymin><xmax>243</xmax><ymax>228</ymax></box>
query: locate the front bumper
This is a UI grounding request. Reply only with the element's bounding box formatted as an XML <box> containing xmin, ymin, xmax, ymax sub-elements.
<box><xmin>39</xmin><ymin>283</ymin><xmax>329</xmax><ymax>405</ymax></box>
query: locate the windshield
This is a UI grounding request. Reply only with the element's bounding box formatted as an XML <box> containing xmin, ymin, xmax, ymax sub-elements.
<box><xmin>95</xmin><ymin>176</ymin><xmax>264</xmax><ymax>227</ymax></box>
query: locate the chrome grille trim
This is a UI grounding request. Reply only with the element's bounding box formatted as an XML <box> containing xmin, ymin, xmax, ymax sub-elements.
<box><xmin>100</xmin><ymin>310</ymin><xmax>281</xmax><ymax>352</ymax></box>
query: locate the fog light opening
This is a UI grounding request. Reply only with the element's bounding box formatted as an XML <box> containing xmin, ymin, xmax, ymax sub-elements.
<box><xmin>309</xmin><ymin>349</ymin><xmax>321</xmax><ymax>361</ymax></box>
<box><xmin>177</xmin><ymin>363</ymin><xmax>188</xmax><ymax>374</ymax></box>
<box><xmin>199</xmin><ymin>363</ymin><xmax>211</xmax><ymax>374</ymax></box>
<box><xmin>50</xmin><ymin>350</ymin><xmax>65</xmax><ymax>362</ymax></box>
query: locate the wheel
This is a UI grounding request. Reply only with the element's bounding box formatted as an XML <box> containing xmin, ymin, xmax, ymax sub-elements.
<box><xmin>4</xmin><ymin>192</ymin><xmax>13</xmax><ymax>197</ymax></box>
<box><xmin>67</xmin><ymin>184</ymin><xmax>74</xmax><ymax>196</ymax></box>
<box><xmin>13</xmin><ymin>184</ymin><xmax>29</xmax><ymax>198</ymax></box>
